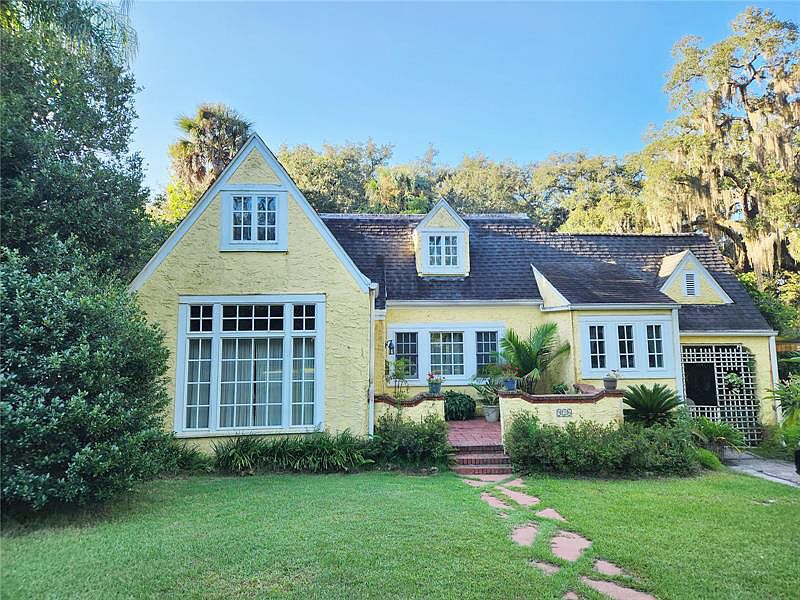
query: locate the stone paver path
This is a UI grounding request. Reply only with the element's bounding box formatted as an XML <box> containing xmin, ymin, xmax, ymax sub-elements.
<box><xmin>460</xmin><ymin>472</ymin><xmax>659</xmax><ymax>599</ymax></box>
<box><xmin>530</xmin><ymin>560</ymin><xmax>560</xmax><ymax>575</ymax></box>
<box><xmin>581</xmin><ymin>577</ymin><xmax>657</xmax><ymax>600</ymax></box>
<box><xmin>497</xmin><ymin>485</ymin><xmax>540</xmax><ymax>506</ymax></box>
<box><xmin>536</xmin><ymin>508</ymin><xmax>566</xmax><ymax>521</ymax></box>
<box><xmin>479</xmin><ymin>492</ymin><xmax>510</xmax><ymax>510</ymax></box>
<box><xmin>511</xmin><ymin>523</ymin><xmax>539</xmax><ymax>546</ymax></box>
<box><xmin>551</xmin><ymin>531</ymin><xmax>592</xmax><ymax>562</ymax></box>
<box><xmin>726</xmin><ymin>452</ymin><xmax>800</xmax><ymax>487</ymax></box>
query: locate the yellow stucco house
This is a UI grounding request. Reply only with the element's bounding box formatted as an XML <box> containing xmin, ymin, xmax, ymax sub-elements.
<box><xmin>131</xmin><ymin>135</ymin><xmax>781</xmax><ymax>447</ymax></box>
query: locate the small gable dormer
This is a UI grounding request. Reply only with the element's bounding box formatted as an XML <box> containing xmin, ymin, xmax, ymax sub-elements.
<box><xmin>413</xmin><ymin>199</ymin><xmax>470</xmax><ymax>277</ymax></box>
<box><xmin>658</xmin><ymin>250</ymin><xmax>732</xmax><ymax>305</ymax></box>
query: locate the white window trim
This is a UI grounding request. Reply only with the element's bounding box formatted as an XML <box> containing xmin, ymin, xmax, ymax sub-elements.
<box><xmin>220</xmin><ymin>189</ymin><xmax>289</xmax><ymax>252</ymax></box>
<box><xmin>421</xmin><ymin>230</ymin><xmax>466</xmax><ymax>275</ymax></box>
<box><xmin>579</xmin><ymin>315</ymin><xmax>675</xmax><ymax>379</ymax></box>
<box><xmin>388</xmin><ymin>322</ymin><xmax>504</xmax><ymax>385</ymax></box>
<box><xmin>174</xmin><ymin>294</ymin><xmax>325</xmax><ymax>437</ymax></box>
<box><xmin>683</xmin><ymin>271</ymin><xmax>698</xmax><ymax>297</ymax></box>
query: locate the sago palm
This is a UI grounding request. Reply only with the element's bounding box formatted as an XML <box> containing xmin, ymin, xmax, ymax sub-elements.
<box><xmin>497</xmin><ymin>323</ymin><xmax>570</xmax><ymax>394</ymax></box>
<box><xmin>622</xmin><ymin>384</ymin><xmax>683</xmax><ymax>426</ymax></box>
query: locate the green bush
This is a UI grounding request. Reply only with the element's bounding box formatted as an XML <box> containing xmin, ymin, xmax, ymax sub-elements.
<box><xmin>159</xmin><ymin>439</ymin><xmax>214</xmax><ymax>474</ymax></box>
<box><xmin>691</xmin><ymin>417</ymin><xmax>746</xmax><ymax>456</ymax></box>
<box><xmin>213</xmin><ymin>431</ymin><xmax>371</xmax><ymax>475</ymax></box>
<box><xmin>756</xmin><ymin>424</ymin><xmax>800</xmax><ymax>460</ymax></box>
<box><xmin>504</xmin><ymin>414</ymin><xmax>699</xmax><ymax>477</ymax></box>
<box><xmin>368</xmin><ymin>413</ymin><xmax>453</xmax><ymax>469</ymax></box>
<box><xmin>623</xmin><ymin>384</ymin><xmax>682</xmax><ymax>426</ymax></box>
<box><xmin>1</xmin><ymin>245</ymin><xmax>171</xmax><ymax>511</ymax></box>
<box><xmin>444</xmin><ymin>391</ymin><xmax>476</xmax><ymax>420</ymax></box>
<box><xmin>694</xmin><ymin>447</ymin><xmax>723</xmax><ymax>470</ymax></box>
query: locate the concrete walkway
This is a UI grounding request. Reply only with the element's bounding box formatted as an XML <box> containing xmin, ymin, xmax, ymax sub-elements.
<box><xmin>725</xmin><ymin>452</ymin><xmax>800</xmax><ymax>488</ymax></box>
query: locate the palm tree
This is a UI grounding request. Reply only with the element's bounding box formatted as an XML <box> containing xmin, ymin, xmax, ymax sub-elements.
<box><xmin>169</xmin><ymin>103</ymin><xmax>253</xmax><ymax>189</ymax></box>
<box><xmin>497</xmin><ymin>324</ymin><xmax>570</xmax><ymax>394</ymax></box>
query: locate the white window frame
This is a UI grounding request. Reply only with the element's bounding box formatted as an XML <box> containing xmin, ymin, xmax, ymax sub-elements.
<box><xmin>174</xmin><ymin>294</ymin><xmax>325</xmax><ymax>437</ymax></box>
<box><xmin>388</xmin><ymin>322</ymin><xmax>504</xmax><ymax>385</ymax></box>
<box><xmin>422</xmin><ymin>230</ymin><xmax>465</xmax><ymax>275</ymax></box>
<box><xmin>220</xmin><ymin>189</ymin><xmax>289</xmax><ymax>252</ymax></box>
<box><xmin>683</xmin><ymin>271</ymin><xmax>698</xmax><ymax>297</ymax></box>
<box><xmin>579</xmin><ymin>315</ymin><xmax>675</xmax><ymax>379</ymax></box>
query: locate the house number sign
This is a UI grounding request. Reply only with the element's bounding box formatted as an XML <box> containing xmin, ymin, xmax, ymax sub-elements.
<box><xmin>555</xmin><ymin>408</ymin><xmax>573</xmax><ymax>418</ymax></box>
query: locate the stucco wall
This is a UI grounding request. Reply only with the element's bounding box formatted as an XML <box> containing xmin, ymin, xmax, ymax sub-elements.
<box><xmin>374</xmin><ymin>398</ymin><xmax>445</xmax><ymax>422</ymax></box>
<box><xmin>499</xmin><ymin>393</ymin><xmax>623</xmax><ymax>440</ymax></box>
<box><xmin>227</xmin><ymin>148</ymin><xmax>281</xmax><ymax>185</ymax></box>
<box><xmin>136</xmin><ymin>164</ymin><xmax>371</xmax><ymax>438</ymax></box>
<box><xmin>663</xmin><ymin>259</ymin><xmax>726</xmax><ymax>304</ymax></box>
<box><xmin>680</xmin><ymin>334</ymin><xmax>777</xmax><ymax>425</ymax></box>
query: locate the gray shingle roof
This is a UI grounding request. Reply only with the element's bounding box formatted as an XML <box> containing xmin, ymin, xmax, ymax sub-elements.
<box><xmin>321</xmin><ymin>213</ymin><xmax>772</xmax><ymax>332</ymax></box>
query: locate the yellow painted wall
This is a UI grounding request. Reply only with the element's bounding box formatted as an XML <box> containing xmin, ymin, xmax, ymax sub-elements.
<box><xmin>535</xmin><ymin>274</ymin><xmax>568</xmax><ymax>308</ymax></box>
<box><xmin>374</xmin><ymin>399</ymin><xmax>445</xmax><ymax>422</ymax></box>
<box><xmin>663</xmin><ymin>259</ymin><xmax>727</xmax><ymax>304</ymax></box>
<box><xmin>227</xmin><ymin>149</ymin><xmax>281</xmax><ymax>185</ymax></box>
<box><xmin>136</xmin><ymin>158</ymin><xmax>371</xmax><ymax>439</ymax></box>
<box><xmin>680</xmin><ymin>335</ymin><xmax>777</xmax><ymax>425</ymax></box>
<box><xmin>499</xmin><ymin>395</ymin><xmax>623</xmax><ymax>440</ymax></box>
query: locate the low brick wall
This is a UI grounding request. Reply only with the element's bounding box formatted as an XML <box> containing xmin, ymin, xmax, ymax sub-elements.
<box><xmin>373</xmin><ymin>393</ymin><xmax>445</xmax><ymax>422</ymax></box>
<box><xmin>498</xmin><ymin>390</ymin><xmax>624</xmax><ymax>441</ymax></box>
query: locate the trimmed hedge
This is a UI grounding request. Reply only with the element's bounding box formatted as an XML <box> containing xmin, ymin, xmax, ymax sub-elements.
<box><xmin>444</xmin><ymin>391</ymin><xmax>476</xmax><ymax>421</ymax></box>
<box><xmin>504</xmin><ymin>414</ymin><xmax>699</xmax><ymax>477</ymax></box>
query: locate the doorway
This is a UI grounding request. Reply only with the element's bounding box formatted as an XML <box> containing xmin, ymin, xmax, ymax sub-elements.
<box><xmin>684</xmin><ymin>363</ymin><xmax>717</xmax><ymax>406</ymax></box>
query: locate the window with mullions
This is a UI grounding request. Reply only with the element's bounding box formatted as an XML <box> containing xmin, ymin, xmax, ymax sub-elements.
<box><xmin>219</xmin><ymin>338</ymin><xmax>283</xmax><ymax>428</ymax></box>
<box><xmin>395</xmin><ymin>332</ymin><xmax>418</xmax><ymax>378</ymax></box>
<box><xmin>430</xmin><ymin>332</ymin><xmax>464</xmax><ymax>376</ymax></box>
<box><xmin>189</xmin><ymin>305</ymin><xmax>213</xmax><ymax>332</ymax></box>
<box><xmin>617</xmin><ymin>325</ymin><xmax>635</xmax><ymax>369</ymax></box>
<box><xmin>292</xmin><ymin>337</ymin><xmax>315</xmax><ymax>426</ymax></box>
<box><xmin>232</xmin><ymin>195</ymin><xmax>277</xmax><ymax>242</ymax></box>
<box><xmin>443</xmin><ymin>235</ymin><xmax>458</xmax><ymax>266</ymax></box>
<box><xmin>293</xmin><ymin>304</ymin><xmax>316</xmax><ymax>331</ymax></box>
<box><xmin>185</xmin><ymin>339</ymin><xmax>211</xmax><ymax>428</ymax></box>
<box><xmin>475</xmin><ymin>331</ymin><xmax>498</xmax><ymax>375</ymax></box>
<box><xmin>222</xmin><ymin>304</ymin><xmax>284</xmax><ymax>332</ymax></box>
<box><xmin>647</xmin><ymin>324</ymin><xmax>664</xmax><ymax>368</ymax></box>
<box><xmin>589</xmin><ymin>325</ymin><xmax>606</xmax><ymax>369</ymax></box>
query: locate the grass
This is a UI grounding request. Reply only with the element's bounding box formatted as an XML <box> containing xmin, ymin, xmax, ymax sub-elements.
<box><xmin>2</xmin><ymin>471</ymin><xmax>798</xmax><ymax>600</ymax></box>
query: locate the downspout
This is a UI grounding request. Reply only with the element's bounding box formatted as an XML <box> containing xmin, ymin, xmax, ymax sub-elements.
<box><xmin>368</xmin><ymin>283</ymin><xmax>379</xmax><ymax>437</ymax></box>
<box><xmin>671</xmin><ymin>308</ymin><xmax>685</xmax><ymax>400</ymax></box>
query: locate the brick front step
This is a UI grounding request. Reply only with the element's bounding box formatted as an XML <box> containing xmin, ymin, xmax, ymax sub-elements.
<box><xmin>455</xmin><ymin>453</ymin><xmax>511</xmax><ymax>465</ymax></box>
<box><xmin>451</xmin><ymin>444</ymin><xmax>504</xmax><ymax>454</ymax></box>
<box><xmin>453</xmin><ymin>464</ymin><xmax>514</xmax><ymax>475</ymax></box>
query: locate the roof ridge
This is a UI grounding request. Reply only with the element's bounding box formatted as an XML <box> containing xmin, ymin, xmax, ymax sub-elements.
<box><xmin>553</xmin><ymin>232</ymin><xmax>709</xmax><ymax>238</ymax></box>
<box><xmin>319</xmin><ymin>212</ymin><xmax>530</xmax><ymax>220</ymax></box>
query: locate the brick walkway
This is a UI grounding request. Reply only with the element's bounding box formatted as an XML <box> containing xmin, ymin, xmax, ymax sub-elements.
<box><xmin>447</xmin><ymin>418</ymin><xmax>501</xmax><ymax>447</ymax></box>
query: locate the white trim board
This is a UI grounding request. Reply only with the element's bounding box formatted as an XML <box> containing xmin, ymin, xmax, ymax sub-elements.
<box><xmin>128</xmin><ymin>134</ymin><xmax>372</xmax><ymax>293</ymax></box>
<box><xmin>415</xmin><ymin>198</ymin><xmax>470</xmax><ymax>231</ymax></box>
<box><xmin>658</xmin><ymin>250</ymin><xmax>733</xmax><ymax>304</ymax></box>
<box><xmin>385</xmin><ymin>299</ymin><xmax>543</xmax><ymax>307</ymax></box>
<box><xmin>540</xmin><ymin>303</ymin><xmax>676</xmax><ymax>312</ymax></box>
<box><xmin>679</xmin><ymin>330</ymin><xmax>778</xmax><ymax>337</ymax></box>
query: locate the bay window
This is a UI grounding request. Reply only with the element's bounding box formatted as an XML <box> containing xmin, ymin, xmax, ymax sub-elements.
<box><xmin>176</xmin><ymin>295</ymin><xmax>324</xmax><ymax>435</ymax></box>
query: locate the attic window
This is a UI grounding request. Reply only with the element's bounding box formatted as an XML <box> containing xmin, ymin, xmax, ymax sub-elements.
<box><xmin>684</xmin><ymin>272</ymin><xmax>698</xmax><ymax>297</ymax></box>
<box><xmin>429</xmin><ymin>234</ymin><xmax>459</xmax><ymax>267</ymax></box>
<box><xmin>221</xmin><ymin>190</ymin><xmax>288</xmax><ymax>252</ymax></box>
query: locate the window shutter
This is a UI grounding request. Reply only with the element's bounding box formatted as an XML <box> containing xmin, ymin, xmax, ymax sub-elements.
<box><xmin>684</xmin><ymin>272</ymin><xmax>697</xmax><ymax>296</ymax></box>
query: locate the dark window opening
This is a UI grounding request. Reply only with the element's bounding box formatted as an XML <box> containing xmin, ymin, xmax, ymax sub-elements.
<box><xmin>684</xmin><ymin>363</ymin><xmax>717</xmax><ymax>406</ymax></box>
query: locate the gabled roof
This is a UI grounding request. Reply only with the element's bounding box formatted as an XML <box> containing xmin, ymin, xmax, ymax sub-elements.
<box><xmin>415</xmin><ymin>198</ymin><xmax>469</xmax><ymax>231</ymax></box>
<box><xmin>321</xmin><ymin>212</ymin><xmax>772</xmax><ymax>332</ymax></box>
<box><xmin>658</xmin><ymin>249</ymin><xmax>733</xmax><ymax>304</ymax></box>
<box><xmin>129</xmin><ymin>134</ymin><xmax>371</xmax><ymax>293</ymax></box>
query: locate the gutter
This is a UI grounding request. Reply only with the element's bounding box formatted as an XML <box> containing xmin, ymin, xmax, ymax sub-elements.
<box><xmin>539</xmin><ymin>303</ymin><xmax>677</xmax><ymax>312</ymax></box>
<box><xmin>368</xmin><ymin>283</ymin><xmax>379</xmax><ymax>437</ymax></box>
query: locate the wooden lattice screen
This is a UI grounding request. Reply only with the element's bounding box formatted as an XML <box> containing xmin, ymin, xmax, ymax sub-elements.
<box><xmin>681</xmin><ymin>344</ymin><xmax>760</xmax><ymax>445</ymax></box>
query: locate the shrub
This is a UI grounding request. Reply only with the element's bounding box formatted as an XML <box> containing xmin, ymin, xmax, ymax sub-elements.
<box><xmin>551</xmin><ymin>383</ymin><xmax>569</xmax><ymax>394</ymax></box>
<box><xmin>691</xmin><ymin>417</ymin><xmax>745</xmax><ymax>456</ymax></box>
<box><xmin>470</xmin><ymin>377</ymin><xmax>501</xmax><ymax>407</ymax></box>
<box><xmin>766</xmin><ymin>373</ymin><xmax>800</xmax><ymax>427</ymax></box>
<box><xmin>159</xmin><ymin>439</ymin><xmax>214</xmax><ymax>474</ymax></box>
<box><xmin>1</xmin><ymin>245</ymin><xmax>171</xmax><ymax>511</ymax></box>
<box><xmin>623</xmin><ymin>384</ymin><xmax>682</xmax><ymax>426</ymax></box>
<box><xmin>368</xmin><ymin>412</ymin><xmax>453</xmax><ymax>469</ymax></box>
<box><xmin>694</xmin><ymin>447</ymin><xmax>723</xmax><ymax>470</ymax></box>
<box><xmin>444</xmin><ymin>391</ymin><xmax>476</xmax><ymax>420</ymax></box>
<box><xmin>213</xmin><ymin>431</ymin><xmax>371</xmax><ymax>475</ymax></box>
<box><xmin>504</xmin><ymin>414</ymin><xmax>699</xmax><ymax>477</ymax></box>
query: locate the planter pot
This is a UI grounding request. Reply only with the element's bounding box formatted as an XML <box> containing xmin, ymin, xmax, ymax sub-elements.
<box><xmin>603</xmin><ymin>378</ymin><xmax>618</xmax><ymax>391</ymax></box>
<box><xmin>484</xmin><ymin>405</ymin><xmax>500</xmax><ymax>422</ymax></box>
<box><xmin>428</xmin><ymin>382</ymin><xmax>442</xmax><ymax>395</ymax></box>
<box><xmin>504</xmin><ymin>378</ymin><xmax>517</xmax><ymax>392</ymax></box>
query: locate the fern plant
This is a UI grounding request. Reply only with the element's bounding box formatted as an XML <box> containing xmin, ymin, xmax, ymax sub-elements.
<box><xmin>622</xmin><ymin>384</ymin><xmax>683</xmax><ymax>426</ymax></box>
<box><xmin>691</xmin><ymin>417</ymin><xmax>745</xmax><ymax>455</ymax></box>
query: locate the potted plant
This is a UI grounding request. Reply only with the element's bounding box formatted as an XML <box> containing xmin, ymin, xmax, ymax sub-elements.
<box><xmin>501</xmin><ymin>364</ymin><xmax>518</xmax><ymax>391</ymax></box>
<box><xmin>603</xmin><ymin>369</ymin><xmax>621</xmax><ymax>391</ymax></box>
<box><xmin>426</xmin><ymin>371</ymin><xmax>444</xmax><ymax>395</ymax></box>
<box><xmin>471</xmin><ymin>375</ymin><xmax>501</xmax><ymax>422</ymax></box>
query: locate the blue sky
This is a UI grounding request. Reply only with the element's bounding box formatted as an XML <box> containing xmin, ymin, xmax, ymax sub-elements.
<box><xmin>129</xmin><ymin>1</ymin><xmax>793</xmax><ymax>193</ymax></box>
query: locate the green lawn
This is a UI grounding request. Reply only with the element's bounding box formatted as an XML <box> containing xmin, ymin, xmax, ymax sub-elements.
<box><xmin>2</xmin><ymin>471</ymin><xmax>797</xmax><ymax>600</ymax></box>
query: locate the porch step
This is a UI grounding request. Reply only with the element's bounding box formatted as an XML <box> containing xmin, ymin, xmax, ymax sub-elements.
<box><xmin>455</xmin><ymin>453</ymin><xmax>511</xmax><ymax>465</ymax></box>
<box><xmin>451</xmin><ymin>444</ymin><xmax>504</xmax><ymax>454</ymax></box>
<box><xmin>453</xmin><ymin>464</ymin><xmax>514</xmax><ymax>475</ymax></box>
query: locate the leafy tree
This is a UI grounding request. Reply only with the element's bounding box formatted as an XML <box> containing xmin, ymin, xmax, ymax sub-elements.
<box><xmin>0</xmin><ymin>243</ymin><xmax>171</xmax><ymax>511</ymax></box>
<box><xmin>497</xmin><ymin>324</ymin><xmax>570</xmax><ymax>394</ymax></box>
<box><xmin>738</xmin><ymin>272</ymin><xmax>799</xmax><ymax>337</ymax></box>
<box><xmin>640</xmin><ymin>8</ymin><xmax>800</xmax><ymax>276</ymax></box>
<box><xmin>0</xmin><ymin>0</ymin><xmax>162</xmax><ymax>280</ymax></box>
<box><xmin>278</xmin><ymin>140</ymin><xmax>393</xmax><ymax>212</ymax></box>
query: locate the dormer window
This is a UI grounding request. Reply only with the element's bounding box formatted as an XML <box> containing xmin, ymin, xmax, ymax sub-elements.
<box><xmin>221</xmin><ymin>190</ymin><xmax>288</xmax><ymax>251</ymax></box>
<box><xmin>428</xmin><ymin>234</ymin><xmax>459</xmax><ymax>268</ymax></box>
